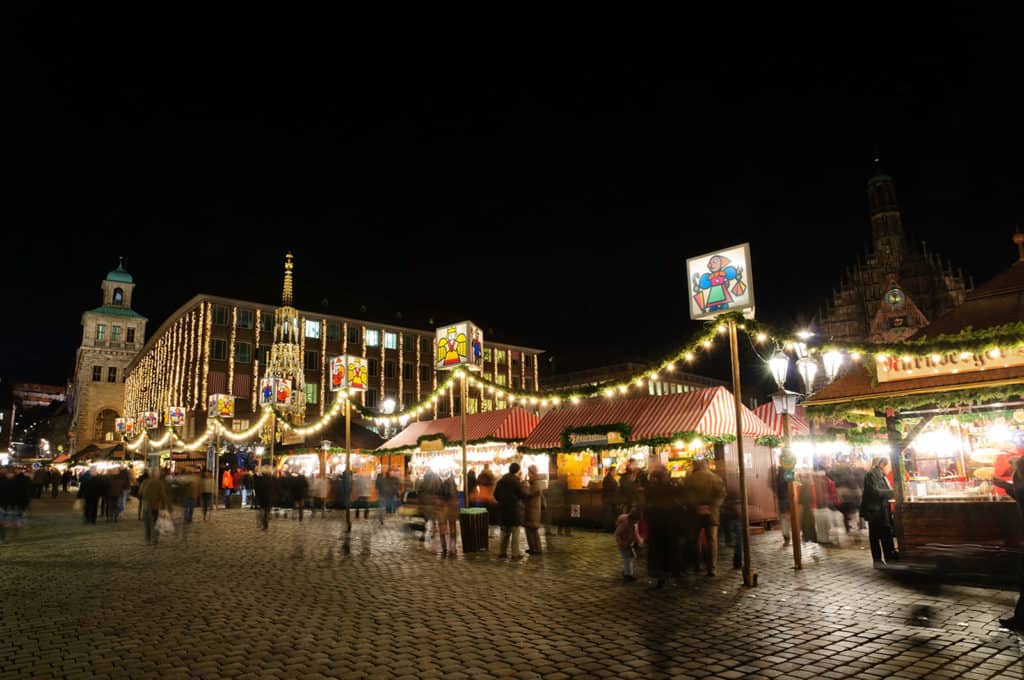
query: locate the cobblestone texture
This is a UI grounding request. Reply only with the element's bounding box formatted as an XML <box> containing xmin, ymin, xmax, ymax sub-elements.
<box><xmin>0</xmin><ymin>495</ymin><xmax>1021</xmax><ymax>678</ymax></box>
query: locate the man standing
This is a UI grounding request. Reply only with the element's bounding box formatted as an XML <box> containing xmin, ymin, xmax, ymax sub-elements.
<box><xmin>494</xmin><ymin>462</ymin><xmax>528</xmax><ymax>559</ymax></box>
<box><xmin>860</xmin><ymin>456</ymin><xmax>897</xmax><ymax>567</ymax></box>
<box><xmin>523</xmin><ymin>465</ymin><xmax>545</xmax><ymax>555</ymax></box>
<box><xmin>683</xmin><ymin>458</ymin><xmax>726</xmax><ymax>576</ymax></box>
<box><xmin>992</xmin><ymin>457</ymin><xmax>1024</xmax><ymax>630</ymax></box>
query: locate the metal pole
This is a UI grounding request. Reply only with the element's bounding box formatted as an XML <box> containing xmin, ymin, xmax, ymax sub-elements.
<box><xmin>783</xmin><ymin>412</ymin><xmax>802</xmax><ymax>569</ymax></box>
<box><xmin>269</xmin><ymin>415</ymin><xmax>276</xmax><ymax>473</ymax></box>
<box><xmin>345</xmin><ymin>398</ymin><xmax>352</xmax><ymax>534</ymax></box>
<box><xmin>728</xmin><ymin>318</ymin><xmax>756</xmax><ymax>587</ymax></box>
<box><xmin>461</xmin><ymin>374</ymin><xmax>468</xmax><ymax>509</ymax></box>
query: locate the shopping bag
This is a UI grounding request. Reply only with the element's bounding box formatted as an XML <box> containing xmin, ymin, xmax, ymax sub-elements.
<box><xmin>156</xmin><ymin>511</ymin><xmax>175</xmax><ymax>536</ymax></box>
<box><xmin>72</xmin><ymin>498</ymin><xmax>84</xmax><ymax>513</ymax></box>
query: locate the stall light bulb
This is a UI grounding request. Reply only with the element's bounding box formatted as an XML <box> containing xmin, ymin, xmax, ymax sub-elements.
<box><xmin>667</xmin><ymin>363</ymin><xmax>676</xmax><ymax>371</ymax></box>
<box><xmin>702</xmin><ymin>340</ymin><xmax>712</xmax><ymax>349</ymax></box>
<box><xmin>988</xmin><ymin>348</ymin><xmax>1001</xmax><ymax>359</ymax></box>
<box><xmin>717</xmin><ymin>325</ymin><xmax>726</xmax><ymax>334</ymax></box>
<box><xmin>959</xmin><ymin>351</ymin><xmax>971</xmax><ymax>359</ymax></box>
<box><xmin>755</xmin><ymin>332</ymin><xmax>768</xmax><ymax>343</ymax></box>
<box><xmin>570</xmin><ymin>396</ymin><xmax>580</xmax><ymax>404</ymax></box>
<box><xmin>552</xmin><ymin>397</ymin><xmax>561</xmax><ymax>405</ymax></box>
<box><xmin>901</xmin><ymin>355</ymin><xmax>912</xmax><ymax>364</ymax></box>
<box><xmin>618</xmin><ymin>385</ymin><xmax>628</xmax><ymax>394</ymax></box>
<box><xmin>604</xmin><ymin>388</ymin><xmax>614</xmax><ymax>398</ymax></box>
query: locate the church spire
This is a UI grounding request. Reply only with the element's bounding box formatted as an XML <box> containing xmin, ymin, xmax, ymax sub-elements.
<box><xmin>866</xmin><ymin>154</ymin><xmax>904</xmax><ymax>261</ymax></box>
<box><xmin>281</xmin><ymin>251</ymin><xmax>294</xmax><ymax>306</ymax></box>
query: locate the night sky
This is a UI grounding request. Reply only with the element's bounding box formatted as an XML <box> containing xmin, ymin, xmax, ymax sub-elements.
<box><xmin>6</xmin><ymin>10</ymin><xmax>1023</xmax><ymax>399</ymax></box>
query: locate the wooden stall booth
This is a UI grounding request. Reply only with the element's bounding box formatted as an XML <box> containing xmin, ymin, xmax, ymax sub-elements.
<box><xmin>520</xmin><ymin>387</ymin><xmax>778</xmax><ymax>527</ymax></box>
<box><xmin>804</xmin><ymin>252</ymin><xmax>1024</xmax><ymax>573</ymax></box>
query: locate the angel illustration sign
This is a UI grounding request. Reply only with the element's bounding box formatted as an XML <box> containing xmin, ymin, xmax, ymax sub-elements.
<box><xmin>208</xmin><ymin>393</ymin><xmax>235</xmax><ymax>418</ymax></box>
<box><xmin>435</xmin><ymin>321</ymin><xmax>484</xmax><ymax>371</ymax></box>
<box><xmin>686</xmin><ymin>243</ymin><xmax>755</xmax><ymax>321</ymax></box>
<box><xmin>342</xmin><ymin>355</ymin><xmax>369</xmax><ymax>392</ymax></box>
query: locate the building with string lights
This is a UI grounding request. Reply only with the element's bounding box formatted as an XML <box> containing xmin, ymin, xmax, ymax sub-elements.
<box><xmin>123</xmin><ymin>254</ymin><xmax>544</xmax><ymax>442</ymax></box>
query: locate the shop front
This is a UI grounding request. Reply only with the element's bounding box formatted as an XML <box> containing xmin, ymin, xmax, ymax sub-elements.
<box><xmin>520</xmin><ymin>387</ymin><xmax>778</xmax><ymax>526</ymax></box>
<box><xmin>377</xmin><ymin>407</ymin><xmax>541</xmax><ymax>493</ymax></box>
<box><xmin>804</xmin><ymin>254</ymin><xmax>1024</xmax><ymax>568</ymax></box>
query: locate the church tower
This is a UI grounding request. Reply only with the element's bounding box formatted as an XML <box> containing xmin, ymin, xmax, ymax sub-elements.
<box><xmin>819</xmin><ymin>162</ymin><xmax>969</xmax><ymax>343</ymax></box>
<box><xmin>68</xmin><ymin>260</ymin><xmax>148</xmax><ymax>454</ymax></box>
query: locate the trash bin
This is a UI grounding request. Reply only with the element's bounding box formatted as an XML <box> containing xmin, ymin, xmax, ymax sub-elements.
<box><xmin>459</xmin><ymin>507</ymin><xmax>489</xmax><ymax>552</ymax></box>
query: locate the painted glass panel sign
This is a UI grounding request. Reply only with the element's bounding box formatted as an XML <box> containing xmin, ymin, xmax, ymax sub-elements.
<box><xmin>435</xmin><ymin>321</ymin><xmax>484</xmax><ymax>371</ymax></box>
<box><xmin>686</xmin><ymin>242</ymin><xmax>755</xmax><ymax>321</ymax></box>
<box><xmin>329</xmin><ymin>356</ymin><xmax>345</xmax><ymax>392</ymax></box>
<box><xmin>275</xmin><ymin>379</ymin><xmax>293</xmax><ymax>405</ymax></box>
<box><xmin>259</xmin><ymin>378</ymin><xmax>275</xmax><ymax>405</ymax></box>
<box><xmin>166</xmin><ymin>406</ymin><xmax>186</xmax><ymax>427</ymax></box>
<box><xmin>115</xmin><ymin>417</ymin><xmax>136</xmax><ymax>435</ymax></box>
<box><xmin>138</xmin><ymin>411</ymin><xmax>159</xmax><ymax>429</ymax></box>
<box><xmin>208</xmin><ymin>393</ymin><xmax>235</xmax><ymax>418</ymax></box>
<box><xmin>344</xmin><ymin>356</ymin><xmax>369</xmax><ymax>392</ymax></box>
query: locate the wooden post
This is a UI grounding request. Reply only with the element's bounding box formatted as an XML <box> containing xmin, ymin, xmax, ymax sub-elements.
<box><xmin>345</xmin><ymin>397</ymin><xmax>352</xmax><ymax>534</ymax></box>
<box><xmin>885</xmin><ymin>412</ymin><xmax>904</xmax><ymax>550</ymax></box>
<box><xmin>461</xmin><ymin>373</ymin><xmax>469</xmax><ymax>509</ymax></box>
<box><xmin>728</xmin><ymin>319</ymin><xmax>756</xmax><ymax>587</ymax></box>
<box><xmin>782</xmin><ymin>411</ymin><xmax>802</xmax><ymax>570</ymax></box>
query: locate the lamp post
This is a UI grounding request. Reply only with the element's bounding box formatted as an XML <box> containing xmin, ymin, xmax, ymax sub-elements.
<box><xmin>770</xmin><ymin>384</ymin><xmax>803</xmax><ymax>570</ymax></box>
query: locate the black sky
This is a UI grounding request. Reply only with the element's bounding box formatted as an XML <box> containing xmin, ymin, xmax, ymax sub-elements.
<box><xmin>5</xmin><ymin>10</ymin><xmax>1024</xmax><ymax>397</ymax></box>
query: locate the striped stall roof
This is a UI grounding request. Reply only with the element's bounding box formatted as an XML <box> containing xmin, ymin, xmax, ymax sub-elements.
<box><xmin>751</xmin><ymin>402</ymin><xmax>810</xmax><ymax>437</ymax></box>
<box><xmin>377</xmin><ymin>407</ymin><xmax>540</xmax><ymax>451</ymax></box>
<box><xmin>522</xmin><ymin>386</ymin><xmax>776</xmax><ymax>450</ymax></box>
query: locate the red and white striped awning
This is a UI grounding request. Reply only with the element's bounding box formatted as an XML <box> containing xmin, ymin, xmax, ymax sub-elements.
<box><xmin>377</xmin><ymin>407</ymin><xmax>540</xmax><ymax>451</ymax></box>
<box><xmin>752</xmin><ymin>402</ymin><xmax>810</xmax><ymax>437</ymax></box>
<box><xmin>522</xmin><ymin>386</ymin><xmax>776</xmax><ymax>450</ymax></box>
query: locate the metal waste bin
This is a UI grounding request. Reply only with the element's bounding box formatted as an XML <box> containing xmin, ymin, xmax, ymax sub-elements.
<box><xmin>459</xmin><ymin>507</ymin><xmax>489</xmax><ymax>552</ymax></box>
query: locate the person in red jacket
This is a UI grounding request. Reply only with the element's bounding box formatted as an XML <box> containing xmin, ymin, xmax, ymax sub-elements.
<box><xmin>221</xmin><ymin>468</ymin><xmax>234</xmax><ymax>508</ymax></box>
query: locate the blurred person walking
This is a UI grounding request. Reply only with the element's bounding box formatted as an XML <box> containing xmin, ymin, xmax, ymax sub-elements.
<box><xmin>524</xmin><ymin>465</ymin><xmax>545</xmax><ymax>555</ymax></box>
<box><xmin>992</xmin><ymin>457</ymin><xmax>1024</xmax><ymax>630</ymax></box>
<box><xmin>200</xmin><ymin>469</ymin><xmax>216</xmax><ymax>520</ymax></box>
<box><xmin>139</xmin><ymin>470</ymin><xmax>172</xmax><ymax>545</ymax></box>
<box><xmin>860</xmin><ymin>456</ymin><xmax>898</xmax><ymax>567</ymax></box>
<box><xmin>494</xmin><ymin>462</ymin><xmax>528</xmax><ymax>559</ymax></box>
<box><xmin>601</xmin><ymin>467</ymin><xmax>620</xmax><ymax>532</ymax></box>
<box><xmin>253</xmin><ymin>469</ymin><xmax>276</xmax><ymax>531</ymax></box>
<box><xmin>683</xmin><ymin>458</ymin><xmax>726</xmax><ymax>577</ymax></box>
<box><xmin>614</xmin><ymin>510</ymin><xmax>641</xmax><ymax>582</ymax></box>
<box><xmin>436</xmin><ymin>472</ymin><xmax>459</xmax><ymax>555</ymax></box>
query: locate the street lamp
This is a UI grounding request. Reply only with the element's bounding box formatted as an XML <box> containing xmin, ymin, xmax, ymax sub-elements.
<box><xmin>770</xmin><ymin>360</ymin><xmax>803</xmax><ymax>570</ymax></box>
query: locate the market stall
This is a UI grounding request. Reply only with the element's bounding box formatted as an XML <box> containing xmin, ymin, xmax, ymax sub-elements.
<box><xmin>804</xmin><ymin>252</ymin><xmax>1024</xmax><ymax>563</ymax></box>
<box><xmin>520</xmin><ymin>386</ymin><xmax>778</xmax><ymax>526</ymax></box>
<box><xmin>376</xmin><ymin>407</ymin><xmax>542</xmax><ymax>491</ymax></box>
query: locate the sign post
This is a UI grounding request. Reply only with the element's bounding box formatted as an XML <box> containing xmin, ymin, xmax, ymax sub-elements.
<box><xmin>435</xmin><ymin>321</ymin><xmax>484</xmax><ymax>508</ymax></box>
<box><xmin>331</xmin><ymin>355</ymin><xmax>368</xmax><ymax>534</ymax></box>
<box><xmin>686</xmin><ymin>242</ymin><xmax>757</xmax><ymax>587</ymax></box>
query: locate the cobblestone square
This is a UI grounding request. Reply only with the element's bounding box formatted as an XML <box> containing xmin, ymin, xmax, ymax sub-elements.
<box><xmin>1</xmin><ymin>496</ymin><xmax>1021</xmax><ymax>679</ymax></box>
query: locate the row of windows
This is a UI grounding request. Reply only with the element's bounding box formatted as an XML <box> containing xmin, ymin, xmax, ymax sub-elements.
<box><xmin>92</xmin><ymin>366</ymin><xmax>120</xmax><ymax>383</ymax></box>
<box><xmin>95</xmin><ymin>324</ymin><xmax>137</xmax><ymax>344</ymax></box>
<box><xmin>208</xmin><ymin>306</ymin><xmax>532</xmax><ymax>366</ymax></box>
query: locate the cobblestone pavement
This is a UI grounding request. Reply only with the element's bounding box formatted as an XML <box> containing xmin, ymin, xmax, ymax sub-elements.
<box><xmin>1</xmin><ymin>495</ymin><xmax>1022</xmax><ymax>679</ymax></box>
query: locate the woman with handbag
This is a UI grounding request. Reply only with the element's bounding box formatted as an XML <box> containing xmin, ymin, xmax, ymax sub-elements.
<box><xmin>139</xmin><ymin>470</ymin><xmax>172</xmax><ymax>545</ymax></box>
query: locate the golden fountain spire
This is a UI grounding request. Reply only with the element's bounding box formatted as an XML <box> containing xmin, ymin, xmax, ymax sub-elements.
<box><xmin>282</xmin><ymin>251</ymin><xmax>294</xmax><ymax>305</ymax></box>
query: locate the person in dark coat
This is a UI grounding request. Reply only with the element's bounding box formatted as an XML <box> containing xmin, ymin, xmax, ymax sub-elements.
<box><xmin>775</xmin><ymin>466</ymin><xmax>792</xmax><ymax>546</ymax></box>
<box><xmin>992</xmin><ymin>456</ymin><xmax>1024</xmax><ymax>630</ymax></box>
<box><xmin>860</xmin><ymin>456</ymin><xmax>897</xmax><ymax>567</ymax></box>
<box><xmin>644</xmin><ymin>466</ymin><xmax>682</xmax><ymax>587</ymax></box>
<box><xmin>253</xmin><ymin>470</ymin><xmax>276</xmax><ymax>531</ymax></box>
<box><xmin>601</xmin><ymin>468</ymin><xmax>620</xmax><ymax>532</ymax></box>
<box><xmin>494</xmin><ymin>462</ymin><xmax>528</xmax><ymax>559</ymax></box>
<box><xmin>79</xmin><ymin>468</ymin><xmax>102</xmax><ymax>524</ymax></box>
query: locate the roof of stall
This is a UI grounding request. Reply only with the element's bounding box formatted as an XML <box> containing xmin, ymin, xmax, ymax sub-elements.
<box><xmin>377</xmin><ymin>407</ymin><xmax>540</xmax><ymax>451</ymax></box>
<box><xmin>522</xmin><ymin>386</ymin><xmax>775</xmax><ymax>450</ymax></box>
<box><xmin>751</xmin><ymin>403</ymin><xmax>810</xmax><ymax>436</ymax></box>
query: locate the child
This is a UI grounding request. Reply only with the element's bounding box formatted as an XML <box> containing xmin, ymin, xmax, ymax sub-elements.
<box><xmin>614</xmin><ymin>510</ymin><xmax>641</xmax><ymax>582</ymax></box>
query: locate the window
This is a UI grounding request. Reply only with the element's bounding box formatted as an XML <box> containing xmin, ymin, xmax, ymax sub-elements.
<box><xmin>348</xmin><ymin>327</ymin><xmax>361</xmax><ymax>345</ymax></box>
<box><xmin>481</xmin><ymin>399</ymin><xmax>493</xmax><ymax>413</ymax></box>
<box><xmin>403</xmin><ymin>392</ymin><xmax>414</xmax><ymax>408</ymax></box>
<box><xmin>107</xmin><ymin>367</ymin><xmax>117</xmax><ymax>383</ymax></box>
<box><xmin>496</xmin><ymin>399</ymin><xmax>507</xmax><ymax>410</ymax></box>
<box><xmin>232</xmin><ymin>419</ymin><xmax>251</xmax><ymax>433</ymax></box>
<box><xmin>419</xmin><ymin>337</ymin><xmax>430</xmax><ymax>353</ymax></box>
<box><xmin>403</xmin><ymin>363</ymin><xmax>413</xmax><ymax>380</ymax></box>
<box><xmin>126</xmin><ymin>328</ymin><xmax>135</xmax><ymax>344</ymax></box>
<box><xmin>467</xmin><ymin>397</ymin><xmax>479</xmax><ymax>415</ymax></box>
<box><xmin>259</xmin><ymin>346</ymin><xmax>271</xmax><ymax>365</ymax></box>
<box><xmin>237</xmin><ymin>310</ymin><xmax>253</xmax><ymax>329</ymax></box>
<box><xmin>92</xmin><ymin>366</ymin><xmax>102</xmax><ymax>381</ymax></box>
<box><xmin>304</xmin><ymin>383</ymin><xmax>318</xmax><ymax>405</ymax></box>
<box><xmin>483</xmin><ymin>348</ymin><xmax>492</xmax><ymax>362</ymax></box>
<box><xmin>366</xmin><ymin>329</ymin><xmax>380</xmax><ymax>347</ymax></box>
<box><xmin>95</xmin><ymin>324</ymin><xmax>106</xmax><ymax>342</ymax></box>
<box><xmin>111</xmin><ymin>326</ymin><xmax>122</xmax><ymax>343</ymax></box>
<box><xmin>496</xmin><ymin>374</ymin><xmax>507</xmax><ymax>386</ymax></box>
<box><xmin>512</xmin><ymin>358</ymin><xmax>520</xmax><ymax>369</ymax></box>
<box><xmin>211</xmin><ymin>339</ymin><xmax>228</xmax><ymax>361</ymax></box>
<box><xmin>236</xmin><ymin>341</ymin><xmax>251</xmax><ymax>364</ymax></box>
<box><xmin>525</xmin><ymin>377</ymin><xmax>533</xmax><ymax>391</ymax></box>
<box><xmin>365</xmin><ymin>389</ymin><xmax>378</xmax><ymax>409</ymax></box>
<box><xmin>112</xmin><ymin>287</ymin><xmax>123</xmax><ymax>305</ymax></box>
<box><xmin>327</xmin><ymin>322</ymin><xmax>341</xmax><ymax>341</ymax></box>
<box><xmin>420</xmin><ymin>366</ymin><xmax>432</xmax><ymax>381</ymax></box>
<box><xmin>384</xmin><ymin>331</ymin><xmax>398</xmax><ymax>350</ymax></box>
<box><xmin>368</xmin><ymin>359</ymin><xmax>379</xmax><ymax>377</ymax></box>
<box><xmin>212</xmin><ymin>305</ymin><xmax>229</xmax><ymax>326</ymax></box>
<box><xmin>260</xmin><ymin>314</ymin><xmax>273</xmax><ymax>332</ymax></box>
<box><xmin>512</xmin><ymin>377</ymin><xmax>521</xmax><ymax>390</ymax></box>
<box><xmin>304</xmin><ymin>350</ymin><xmax>319</xmax><ymax>371</ymax></box>
<box><xmin>305</xmin><ymin>320</ymin><xmax>321</xmax><ymax>339</ymax></box>
<box><xmin>524</xmin><ymin>355</ymin><xmax>532</xmax><ymax>368</ymax></box>
<box><xmin>496</xmin><ymin>349</ymin><xmax>506</xmax><ymax>364</ymax></box>
<box><xmin>384</xmin><ymin>361</ymin><xmax>396</xmax><ymax>378</ymax></box>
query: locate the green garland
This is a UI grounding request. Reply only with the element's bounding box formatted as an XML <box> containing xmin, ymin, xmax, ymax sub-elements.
<box><xmin>756</xmin><ymin>435</ymin><xmax>781</xmax><ymax>448</ymax></box>
<box><xmin>818</xmin><ymin>321</ymin><xmax>1024</xmax><ymax>360</ymax></box>
<box><xmin>805</xmin><ymin>383</ymin><xmax>1024</xmax><ymax>420</ymax></box>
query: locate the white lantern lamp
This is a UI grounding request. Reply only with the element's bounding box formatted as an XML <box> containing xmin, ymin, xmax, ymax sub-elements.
<box><xmin>822</xmin><ymin>350</ymin><xmax>844</xmax><ymax>383</ymax></box>
<box><xmin>796</xmin><ymin>357</ymin><xmax>819</xmax><ymax>394</ymax></box>
<box><xmin>771</xmin><ymin>388</ymin><xmax>801</xmax><ymax>416</ymax></box>
<box><xmin>768</xmin><ymin>351</ymin><xmax>790</xmax><ymax>388</ymax></box>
